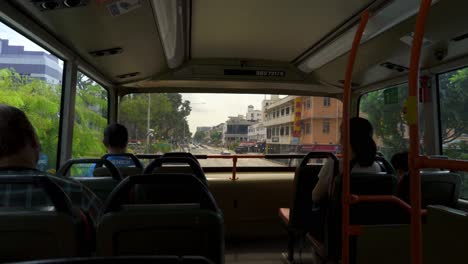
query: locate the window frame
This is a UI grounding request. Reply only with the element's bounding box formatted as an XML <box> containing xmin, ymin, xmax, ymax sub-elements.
<box><xmin>323</xmin><ymin>119</ymin><xmax>330</xmax><ymax>134</ymax></box>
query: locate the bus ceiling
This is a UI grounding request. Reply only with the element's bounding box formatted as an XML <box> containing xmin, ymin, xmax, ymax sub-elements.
<box><xmin>3</xmin><ymin>0</ymin><xmax>468</xmax><ymax>94</ymax></box>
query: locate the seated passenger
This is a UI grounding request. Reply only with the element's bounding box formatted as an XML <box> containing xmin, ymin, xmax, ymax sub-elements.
<box><xmin>312</xmin><ymin>117</ymin><xmax>382</xmax><ymax>203</ymax></box>
<box><xmin>0</xmin><ymin>104</ymin><xmax>102</xmax><ymax>223</ymax></box>
<box><xmin>88</xmin><ymin>123</ymin><xmax>134</xmax><ymax>176</ymax></box>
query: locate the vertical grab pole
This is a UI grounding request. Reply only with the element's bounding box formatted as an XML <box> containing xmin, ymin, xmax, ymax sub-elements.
<box><xmin>407</xmin><ymin>0</ymin><xmax>432</xmax><ymax>263</ymax></box>
<box><xmin>342</xmin><ymin>11</ymin><xmax>369</xmax><ymax>264</ymax></box>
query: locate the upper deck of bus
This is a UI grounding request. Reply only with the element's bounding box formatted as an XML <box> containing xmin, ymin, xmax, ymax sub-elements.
<box><xmin>0</xmin><ymin>0</ymin><xmax>467</xmax><ymax>264</ymax></box>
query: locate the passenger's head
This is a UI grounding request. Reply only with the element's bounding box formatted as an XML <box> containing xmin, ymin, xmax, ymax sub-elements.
<box><xmin>0</xmin><ymin>104</ymin><xmax>40</xmax><ymax>168</ymax></box>
<box><xmin>391</xmin><ymin>151</ymin><xmax>409</xmax><ymax>176</ymax></box>
<box><xmin>349</xmin><ymin>117</ymin><xmax>377</xmax><ymax>167</ymax></box>
<box><xmin>103</xmin><ymin>123</ymin><xmax>128</xmax><ymax>154</ymax></box>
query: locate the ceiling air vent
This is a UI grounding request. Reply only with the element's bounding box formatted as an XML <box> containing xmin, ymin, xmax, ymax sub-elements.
<box><xmin>380</xmin><ymin>62</ymin><xmax>408</xmax><ymax>73</ymax></box>
<box><xmin>31</xmin><ymin>0</ymin><xmax>89</xmax><ymax>11</ymax></box>
<box><xmin>116</xmin><ymin>72</ymin><xmax>140</xmax><ymax>79</ymax></box>
<box><xmin>89</xmin><ymin>47</ymin><xmax>123</xmax><ymax>57</ymax></box>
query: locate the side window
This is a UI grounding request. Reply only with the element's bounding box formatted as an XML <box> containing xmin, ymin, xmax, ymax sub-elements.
<box><xmin>323</xmin><ymin>120</ymin><xmax>330</xmax><ymax>134</ymax></box>
<box><xmin>0</xmin><ymin>22</ymin><xmax>63</xmax><ymax>173</ymax></box>
<box><xmin>72</xmin><ymin>72</ymin><xmax>108</xmax><ymax>160</ymax></box>
<box><xmin>438</xmin><ymin>68</ymin><xmax>468</xmax><ymax>198</ymax></box>
<box><xmin>359</xmin><ymin>84</ymin><xmax>409</xmax><ymax>159</ymax></box>
<box><xmin>323</xmin><ymin>97</ymin><xmax>331</xmax><ymax>107</ymax></box>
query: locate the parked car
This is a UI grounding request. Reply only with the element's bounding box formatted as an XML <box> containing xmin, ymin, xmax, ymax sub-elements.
<box><xmin>220</xmin><ymin>150</ymin><xmax>231</xmax><ymax>155</ymax></box>
<box><xmin>235</xmin><ymin>146</ymin><xmax>248</xmax><ymax>154</ymax></box>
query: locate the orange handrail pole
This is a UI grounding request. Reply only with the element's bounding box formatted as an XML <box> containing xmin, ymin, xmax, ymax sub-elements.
<box><xmin>231</xmin><ymin>156</ymin><xmax>238</xmax><ymax>181</ymax></box>
<box><xmin>341</xmin><ymin>11</ymin><xmax>369</xmax><ymax>264</ymax></box>
<box><xmin>408</xmin><ymin>0</ymin><xmax>432</xmax><ymax>263</ymax></box>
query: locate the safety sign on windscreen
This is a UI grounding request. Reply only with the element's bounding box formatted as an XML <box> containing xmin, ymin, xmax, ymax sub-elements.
<box><xmin>107</xmin><ymin>0</ymin><xmax>142</xmax><ymax>17</ymax></box>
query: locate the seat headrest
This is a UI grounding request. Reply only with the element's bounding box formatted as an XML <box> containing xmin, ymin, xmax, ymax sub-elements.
<box><xmin>144</xmin><ymin>157</ymin><xmax>207</xmax><ymax>185</ymax></box>
<box><xmin>102</xmin><ymin>174</ymin><xmax>218</xmax><ymax>214</ymax></box>
<box><xmin>93</xmin><ymin>167</ymin><xmax>143</xmax><ymax>177</ymax></box>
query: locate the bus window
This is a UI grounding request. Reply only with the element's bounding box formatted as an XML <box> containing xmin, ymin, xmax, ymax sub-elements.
<box><xmin>71</xmin><ymin>71</ymin><xmax>108</xmax><ymax>163</ymax></box>
<box><xmin>0</xmin><ymin>22</ymin><xmax>63</xmax><ymax>173</ymax></box>
<box><xmin>359</xmin><ymin>83</ymin><xmax>410</xmax><ymax>160</ymax></box>
<box><xmin>119</xmin><ymin>93</ymin><xmax>342</xmax><ymax>168</ymax></box>
<box><xmin>438</xmin><ymin>67</ymin><xmax>468</xmax><ymax>198</ymax></box>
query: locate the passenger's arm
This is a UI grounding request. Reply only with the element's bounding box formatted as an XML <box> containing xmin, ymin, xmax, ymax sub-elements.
<box><xmin>312</xmin><ymin>158</ymin><xmax>334</xmax><ymax>202</ymax></box>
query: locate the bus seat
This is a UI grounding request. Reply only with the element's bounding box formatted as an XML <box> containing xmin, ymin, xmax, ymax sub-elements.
<box><xmin>93</xmin><ymin>167</ymin><xmax>143</xmax><ymax>178</ymax></box>
<box><xmin>97</xmin><ymin>174</ymin><xmax>223</xmax><ymax>264</ymax></box>
<box><xmin>144</xmin><ymin>157</ymin><xmax>208</xmax><ymax>186</ymax></box>
<box><xmin>0</xmin><ymin>176</ymin><xmax>84</xmax><ymax>262</ymax></box>
<box><xmin>163</xmin><ymin>152</ymin><xmax>201</xmax><ymax>165</ymax></box>
<box><xmin>57</xmin><ymin>159</ymin><xmax>122</xmax><ymax>202</ymax></box>
<box><xmin>279</xmin><ymin>152</ymin><xmax>338</xmax><ymax>263</ymax></box>
<box><xmin>93</xmin><ymin>153</ymin><xmax>144</xmax><ymax>177</ymax></box>
<box><xmin>324</xmin><ymin>172</ymin><xmax>404</xmax><ymax>261</ymax></box>
<box><xmin>424</xmin><ymin>205</ymin><xmax>468</xmax><ymax>264</ymax></box>
<box><xmin>397</xmin><ymin>172</ymin><xmax>461</xmax><ymax>208</ymax></box>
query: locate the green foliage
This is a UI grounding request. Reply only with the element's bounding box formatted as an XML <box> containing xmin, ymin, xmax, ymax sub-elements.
<box><xmin>149</xmin><ymin>141</ymin><xmax>173</xmax><ymax>153</ymax></box>
<box><xmin>0</xmin><ymin>69</ymin><xmax>108</xmax><ymax>170</ymax></box>
<box><xmin>210</xmin><ymin>131</ymin><xmax>222</xmax><ymax>145</ymax></box>
<box><xmin>0</xmin><ymin>68</ymin><xmax>61</xmax><ymax>168</ymax></box>
<box><xmin>439</xmin><ymin>68</ymin><xmax>468</xmax><ymax>144</ymax></box>
<box><xmin>360</xmin><ymin>84</ymin><xmax>409</xmax><ymax>159</ymax></box>
<box><xmin>361</xmin><ymin>68</ymin><xmax>468</xmax><ymax>160</ymax></box>
<box><xmin>193</xmin><ymin>131</ymin><xmax>207</xmax><ymax>144</ymax></box>
<box><xmin>444</xmin><ymin>141</ymin><xmax>468</xmax><ymax>160</ymax></box>
<box><xmin>119</xmin><ymin>93</ymin><xmax>192</xmax><ymax>153</ymax></box>
<box><xmin>72</xmin><ymin>72</ymin><xmax>108</xmax><ymax>158</ymax></box>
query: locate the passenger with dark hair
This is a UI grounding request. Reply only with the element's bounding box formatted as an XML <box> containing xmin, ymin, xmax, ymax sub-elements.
<box><xmin>88</xmin><ymin>123</ymin><xmax>134</xmax><ymax>176</ymax></box>
<box><xmin>103</xmin><ymin>123</ymin><xmax>128</xmax><ymax>154</ymax></box>
<box><xmin>312</xmin><ymin>117</ymin><xmax>382</xmax><ymax>202</ymax></box>
<box><xmin>0</xmin><ymin>104</ymin><xmax>102</xmax><ymax>223</ymax></box>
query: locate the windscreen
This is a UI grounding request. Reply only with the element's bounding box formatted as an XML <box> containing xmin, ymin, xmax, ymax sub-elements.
<box><xmin>118</xmin><ymin>93</ymin><xmax>342</xmax><ymax>167</ymax></box>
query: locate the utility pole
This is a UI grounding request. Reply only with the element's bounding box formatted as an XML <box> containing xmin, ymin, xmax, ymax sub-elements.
<box><xmin>146</xmin><ymin>94</ymin><xmax>151</xmax><ymax>153</ymax></box>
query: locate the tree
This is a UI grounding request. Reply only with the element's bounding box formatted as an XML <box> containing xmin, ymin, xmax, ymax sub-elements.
<box><xmin>193</xmin><ymin>131</ymin><xmax>207</xmax><ymax>144</ymax></box>
<box><xmin>72</xmin><ymin>72</ymin><xmax>108</xmax><ymax>158</ymax></box>
<box><xmin>0</xmin><ymin>68</ymin><xmax>109</xmax><ymax>170</ymax></box>
<box><xmin>438</xmin><ymin>69</ymin><xmax>468</xmax><ymax>144</ymax></box>
<box><xmin>119</xmin><ymin>93</ymin><xmax>192</xmax><ymax>152</ymax></box>
<box><xmin>210</xmin><ymin>131</ymin><xmax>222</xmax><ymax>145</ymax></box>
<box><xmin>360</xmin><ymin>70</ymin><xmax>468</xmax><ymax>159</ymax></box>
<box><xmin>360</xmin><ymin>84</ymin><xmax>409</xmax><ymax>158</ymax></box>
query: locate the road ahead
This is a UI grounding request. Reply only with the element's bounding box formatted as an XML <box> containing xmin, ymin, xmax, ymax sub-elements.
<box><xmin>188</xmin><ymin>145</ymin><xmax>286</xmax><ymax>167</ymax></box>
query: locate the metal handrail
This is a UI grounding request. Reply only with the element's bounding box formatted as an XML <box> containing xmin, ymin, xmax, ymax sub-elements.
<box><xmin>341</xmin><ymin>10</ymin><xmax>369</xmax><ymax>264</ymax></box>
<box><xmin>136</xmin><ymin>153</ymin><xmax>311</xmax><ymax>180</ymax></box>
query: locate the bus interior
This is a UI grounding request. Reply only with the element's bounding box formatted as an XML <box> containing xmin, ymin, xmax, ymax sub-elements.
<box><xmin>0</xmin><ymin>0</ymin><xmax>467</xmax><ymax>263</ymax></box>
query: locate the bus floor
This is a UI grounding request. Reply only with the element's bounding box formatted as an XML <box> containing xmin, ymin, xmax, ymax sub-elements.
<box><xmin>225</xmin><ymin>237</ymin><xmax>319</xmax><ymax>264</ymax></box>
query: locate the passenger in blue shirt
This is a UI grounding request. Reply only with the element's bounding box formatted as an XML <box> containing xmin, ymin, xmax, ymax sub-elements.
<box><xmin>88</xmin><ymin>123</ymin><xmax>134</xmax><ymax>176</ymax></box>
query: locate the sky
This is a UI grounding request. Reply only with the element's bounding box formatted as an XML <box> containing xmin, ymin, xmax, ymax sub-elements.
<box><xmin>0</xmin><ymin>22</ymin><xmax>284</xmax><ymax>134</ymax></box>
<box><xmin>182</xmin><ymin>93</ymin><xmax>272</xmax><ymax>134</ymax></box>
<box><xmin>0</xmin><ymin>22</ymin><xmax>45</xmax><ymax>52</ymax></box>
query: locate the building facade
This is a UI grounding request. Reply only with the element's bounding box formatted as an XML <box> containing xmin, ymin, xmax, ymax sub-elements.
<box><xmin>246</xmin><ymin>105</ymin><xmax>262</xmax><ymax>122</ymax></box>
<box><xmin>0</xmin><ymin>39</ymin><xmax>62</xmax><ymax>84</ymax></box>
<box><xmin>299</xmin><ymin>96</ymin><xmax>342</xmax><ymax>152</ymax></box>
<box><xmin>222</xmin><ymin>115</ymin><xmax>253</xmax><ymax>144</ymax></box>
<box><xmin>263</xmin><ymin>96</ymin><xmax>295</xmax><ymax>153</ymax></box>
<box><xmin>248</xmin><ymin>122</ymin><xmax>267</xmax><ymax>143</ymax></box>
<box><xmin>262</xmin><ymin>95</ymin><xmax>343</xmax><ymax>153</ymax></box>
